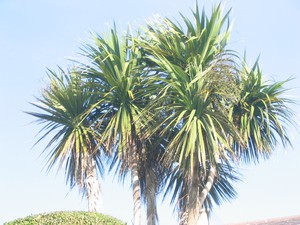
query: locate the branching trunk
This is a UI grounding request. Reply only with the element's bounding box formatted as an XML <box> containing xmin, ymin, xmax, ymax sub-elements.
<box><xmin>86</xmin><ymin>156</ymin><xmax>101</xmax><ymax>212</ymax></box>
<box><xmin>185</xmin><ymin>156</ymin><xmax>216</xmax><ymax>225</ymax></box>
<box><xmin>199</xmin><ymin>166</ymin><xmax>216</xmax><ymax>207</ymax></box>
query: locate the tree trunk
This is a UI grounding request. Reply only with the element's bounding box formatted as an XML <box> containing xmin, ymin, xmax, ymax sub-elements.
<box><xmin>132</xmin><ymin>158</ymin><xmax>142</xmax><ymax>225</ymax></box>
<box><xmin>198</xmin><ymin>210</ymin><xmax>209</xmax><ymax>225</ymax></box>
<box><xmin>199</xmin><ymin>166</ymin><xmax>216</xmax><ymax>207</ymax></box>
<box><xmin>86</xmin><ymin>156</ymin><xmax>101</xmax><ymax>212</ymax></box>
<box><xmin>179</xmin><ymin>188</ymin><xmax>188</xmax><ymax>225</ymax></box>
<box><xmin>191</xmin><ymin>165</ymin><xmax>216</xmax><ymax>225</ymax></box>
<box><xmin>186</xmin><ymin>161</ymin><xmax>201</xmax><ymax>225</ymax></box>
<box><xmin>186</xmin><ymin>160</ymin><xmax>216</xmax><ymax>225</ymax></box>
<box><xmin>146</xmin><ymin>169</ymin><xmax>158</xmax><ymax>225</ymax></box>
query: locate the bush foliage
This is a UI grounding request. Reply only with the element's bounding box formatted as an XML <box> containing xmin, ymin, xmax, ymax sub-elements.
<box><xmin>4</xmin><ymin>211</ymin><xmax>126</xmax><ymax>225</ymax></box>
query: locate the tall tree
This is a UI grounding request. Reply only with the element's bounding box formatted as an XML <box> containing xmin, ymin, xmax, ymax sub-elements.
<box><xmin>138</xmin><ymin>3</ymin><xmax>241</xmax><ymax>224</ymax></box>
<box><xmin>80</xmin><ymin>28</ymin><xmax>153</xmax><ymax>225</ymax></box>
<box><xmin>28</xmin><ymin>70</ymin><xmax>104</xmax><ymax>212</ymax></box>
<box><xmin>137</xmin><ymin>3</ymin><xmax>294</xmax><ymax>224</ymax></box>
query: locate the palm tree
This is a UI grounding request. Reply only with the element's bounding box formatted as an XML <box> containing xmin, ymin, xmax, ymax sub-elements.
<box><xmin>138</xmin><ymin>3</ymin><xmax>242</xmax><ymax>224</ymax></box>
<box><xmin>80</xmin><ymin>28</ymin><xmax>153</xmax><ymax>225</ymax></box>
<box><xmin>28</xmin><ymin>69</ymin><xmax>104</xmax><ymax>212</ymax></box>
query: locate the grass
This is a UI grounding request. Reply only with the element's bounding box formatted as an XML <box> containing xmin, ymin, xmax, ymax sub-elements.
<box><xmin>4</xmin><ymin>211</ymin><xmax>126</xmax><ymax>225</ymax></box>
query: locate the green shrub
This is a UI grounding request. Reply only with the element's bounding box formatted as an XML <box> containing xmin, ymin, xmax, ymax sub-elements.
<box><xmin>4</xmin><ymin>211</ymin><xmax>126</xmax><ymax>225</ymax></box>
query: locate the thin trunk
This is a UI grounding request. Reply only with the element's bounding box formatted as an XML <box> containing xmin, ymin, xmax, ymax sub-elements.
<box><xmin>192</xmin><ymin>165</ymin><xmax>216</xmax><ymax>225</ymax></box>
<box><xmin>146</xmin><ymin>169</ymin><xmax>158</xmax><ymax>225</ymax></box>
<box><xmin>186</xmin><ymin>158</ymin><xmax>216</xmax><ymax>225</ymax></box>
<box><xmin>186</xmin><ymin>187</ymin><xmax>201</xmax><ymax>225</ymax></box>
<box><xmin>199</xmin><ymin>166</ymin><xmax>216</xmax><ymax>207</ymax></box>
<box><xmin>179</xmin><ymin>188</ymin><xmax>188</xmax><ymax>225</ymax></box>
<box><xmin>86</xmin><ymin>156</ymin><xmax>101</xmax><ymax>212</ymax></box>
<box><xmin>186</xmin><ymin>158</ymin><xmax>201</xmax><ymax>225</ymax></box>
<box><xmin>132</xmin><ymin>158</ymin><xmax>141</xmax><ymax>225</ymax></box>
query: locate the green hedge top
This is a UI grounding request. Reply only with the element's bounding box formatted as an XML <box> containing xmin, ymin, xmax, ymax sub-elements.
<box><xmin>4</xmin><ymin>211</ymin><xmax>126</xmax><ymax>225</ymax></box>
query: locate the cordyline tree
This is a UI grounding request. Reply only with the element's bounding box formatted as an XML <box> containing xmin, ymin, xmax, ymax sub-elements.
<box><xmin>137</xmin><ymin>4</ymin><xmax>242</xmax><ymax>224</ymax></box>
<box><xmin>28</xmin><ymin>70</ymin><xmax>104</xmax><ymax>212</ymax></box>
<box><xmin>78</xmin><ymin>28</ymin><xmax>160</xmax><ymax>225</ymax></box>
<box><xmin>28</xmin><ymin>2</ymin><xmax>295</xmax><ymax>225</ymax></box>
<box><xmin>136</xmin><ymin>2</ymin><xmax>294</xmax><ymax>225</ymax></box>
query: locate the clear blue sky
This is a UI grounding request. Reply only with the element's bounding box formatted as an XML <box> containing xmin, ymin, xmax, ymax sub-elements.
<box><xmin>1</xmin><ymin>0</ymin><xmax>300</xmax><ymax>224</ymax></box>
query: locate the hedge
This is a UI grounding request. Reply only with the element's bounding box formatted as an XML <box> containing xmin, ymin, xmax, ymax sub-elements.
<box><xmin>4</xmin><ymin>211</ymin><xmax>126</xmax><ymax>225</ymax></box>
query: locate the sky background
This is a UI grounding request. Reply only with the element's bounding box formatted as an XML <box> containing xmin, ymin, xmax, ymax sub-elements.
<box><xmin>1</xmin><ymin>0</ymin><xmax>300</xmax><ymax>224</ymax></box>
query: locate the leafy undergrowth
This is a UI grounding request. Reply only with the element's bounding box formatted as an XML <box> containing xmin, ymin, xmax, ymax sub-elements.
<box><xmin>4</xmin><ymin>211</ymin><xmax>126</xmax><ymax>225</ymax></box>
